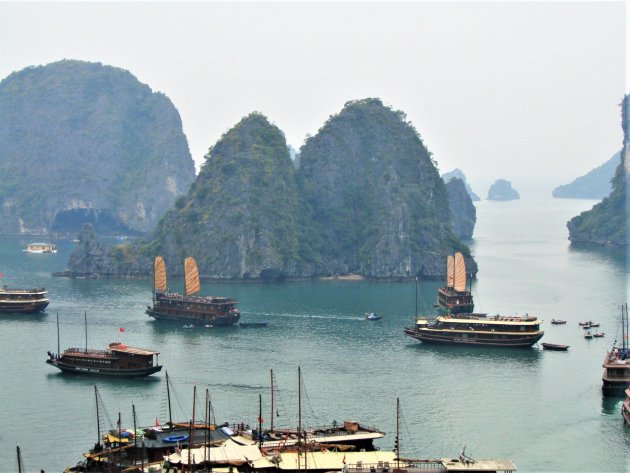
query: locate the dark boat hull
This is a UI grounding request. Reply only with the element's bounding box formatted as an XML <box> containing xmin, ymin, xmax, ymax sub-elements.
<box><xmin>404</xmin><ymin>327</ymin><xmax>543</xmax><ymax>348</ymax></box>
<box><xmin>146</xmin><ymin>307</ymin><xmax>240</xmax><ymax>325</ymax></box>
<box><xmin>46</xmin><ymin>359</ymin><xmax>162</xmax><ymax>377</ymax></box>
<box><xmin>0</xmin><ymin>300</ymin><xmax>49</xmax><ymax>313</ymax></box>
<box><xmin>541</xmin><ymin>343</ymin><xmax>569</xmax><ymax>351</ymax></box>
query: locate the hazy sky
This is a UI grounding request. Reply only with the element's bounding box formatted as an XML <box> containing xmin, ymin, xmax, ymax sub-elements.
<box><xmin>0</xmin><ymin>2</ymin><xmax>626</xmax><ymax>195</ymax></box>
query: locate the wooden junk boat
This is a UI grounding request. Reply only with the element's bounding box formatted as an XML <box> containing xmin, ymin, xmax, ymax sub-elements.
<box><xmin>602</xmin><ymin>304</ymin><xmax>630</xmax><ymax>396</ymax></box>
<box><xmin>0</xmin><ymin>286</ymin><xmax>49</xmax><ymax>313</ymax></box>
<box><xmin>436</xmin><ymin>252</ymin><xmax>474</xmax><ymax>314</ymax></box>
<box><xmin>46</xmin><ymin>313</ymin><xmax>162</xmax><ymax>377</ymax></box>
<box><xmin>404</xmin><ymin>313</ymin><xmax>544</xmax><ymax>348</ymax></box>
<box><xmin>146</xmin><ymin>256</ymin><xmax>240</xmax><ymax>325</ymax></box>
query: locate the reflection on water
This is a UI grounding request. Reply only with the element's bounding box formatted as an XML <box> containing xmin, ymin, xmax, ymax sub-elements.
<box><xmin>569</xmin><ymin>242</ymin><xmax>627</xmax><ymax>271</ymax></box>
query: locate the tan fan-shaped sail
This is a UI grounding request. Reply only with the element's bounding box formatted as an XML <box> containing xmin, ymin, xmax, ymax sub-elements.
<box><xmin>154</xmin><ymin>256</ymin><xmax>167</xmax><ymax>292</ymax></box>
<box><xmin>453</xmin><ymin>252</ymin><xmax>467</xmax><ymax>292</ymax></box>
<box><xmin>446</xmin><ymin>255</ymin><xmax>455</xmax><ymax>287</ymax></box>
<box><xmin>184</xmin><ymin>257</ymin><xmax>201</xmax><ymax>295</ymax></box>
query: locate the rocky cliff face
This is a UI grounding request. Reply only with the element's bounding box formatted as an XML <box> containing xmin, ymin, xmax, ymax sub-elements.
<box><xmin>487</xmin><ymin>179</ymin><xmax>520</xmax><ymax>201</ymax></box>
<box><xmin>297</xmin><ymin>98</ymin><xmax>475</xmax><ymax>278</ymax></box>
<box><xmin>0</xmin><ymin>60</ymin><xmax>195</xmax><ymax>235</ymax></box>
<box><xmin>567</xmin><ymin>96</ymin><xmax>629</xmax><ymax>247</ymax></box>
<box><xmin>446</xmin><ymin>178</ymin><xmax>476</xmax><ymax>239</ymax></box>
<box><xmin>65</xmin><ymin>100</ymin><xmax>477</xmax><ymax>280</ymax></box>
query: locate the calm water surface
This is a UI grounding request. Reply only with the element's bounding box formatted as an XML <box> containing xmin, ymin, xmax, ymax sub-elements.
<box><xmin>1</xmin><ymin>196</ymin><xmax>629</xmax><ymax>472</ymax></box>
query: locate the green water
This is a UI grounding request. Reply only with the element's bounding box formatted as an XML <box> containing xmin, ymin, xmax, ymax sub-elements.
<box><xmin>0</xmin><ymin>196</ymin><xmax>629</xmax><ymax>472</ymax></box>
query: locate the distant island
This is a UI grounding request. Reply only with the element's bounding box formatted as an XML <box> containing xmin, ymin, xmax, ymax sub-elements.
<box><xmin>552</xmin><ymin>151</ymin><xmax>619</xmax><ymax>199</ymax></box>
<box><xmin>567</xmin><ymin>95</ymin><xmax>628</xmax><ymax>247</ymax></box>
<box><xmin>442</xmin><ymin>168</ymin><xmax>480</xmax><ymax>201</ymax></box>
<box><xmin>63</xmin><ymin>98</ymin><xmax>477</xmax><ymax>281</ymax></box>
<box><xmin>487</xmin><ymin>179</ymin><xmax>520</xmax><ymax>201</ymax></box>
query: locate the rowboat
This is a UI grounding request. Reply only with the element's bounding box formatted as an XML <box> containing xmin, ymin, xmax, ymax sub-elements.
<box><xmin>541</xmin><ymin>343</ymin><xmax>569</xmax><ymax>351</ymax></box>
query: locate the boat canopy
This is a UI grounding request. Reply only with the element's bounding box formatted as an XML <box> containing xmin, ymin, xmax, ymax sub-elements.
<box><xmin>184</xmin><ymin>256</ymin><xmax>201</xmax><ymax>296</ymax></box>
<box><xmin>154</xmin><ymin>256</ymin><xmax>167</xmax><ymax>292</ymax></box>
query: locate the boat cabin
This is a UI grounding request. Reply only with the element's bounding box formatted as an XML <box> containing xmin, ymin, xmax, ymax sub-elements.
<box><xmin>24</xmin><ymin>243</ymin><xmax>57</xmax><ymax>254</ymax></box>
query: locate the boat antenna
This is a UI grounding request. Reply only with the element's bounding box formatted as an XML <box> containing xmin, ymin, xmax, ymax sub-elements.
<box><xmin>270</xmin><ymin>369</ymin><xmax>274</xmax><ymax>431</ymax></box>
<box><xmin>94</xmin><ymin>385</ymin><xmax>101</xmax><ymax>448</ymax></box>
<box><xmin>56</xmin><ymin>311</ymin><xmax>60</xmax><ymax>355</ymax></box>
<box><xmin>84</xmin><ymin>311</ymin><xmax>88</xmax><ymax>354</ymax></box>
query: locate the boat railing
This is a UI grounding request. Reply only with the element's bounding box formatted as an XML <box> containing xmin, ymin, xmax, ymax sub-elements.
<box><xmin>0</xmin><ymin>287</ymin><xmax>47</xmax><ymax>294</ymax></box>
<box><xmin>345</xmin><ymin>461</ymin><xmax>446</xmax><ymax>473</ymax></box>
<box><xmin>64</xmin><ymin>347</ymin><xmax>112</xmax><ymax>357</ymax></box>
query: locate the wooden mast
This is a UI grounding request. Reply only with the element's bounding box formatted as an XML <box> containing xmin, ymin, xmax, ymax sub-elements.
<box><xmin>16</xmin><ymin>444</ymin><xmax>24</xmax><ymax>473</ymax></box>
<box><xmin>258</xmin><ymin>393</ymin><xmax>263</xmax><ymax>451</ymax></box>
<box><xmin>132</xmin><ymin>403</ymin><xmax>138</xmax><ymax>466</ymax></box>
<box><xmin>270</xmin><ymin>369</ymin><xmax>275</xmax><ymax>431</ymax></box>
<box><xmin>189</xmin><ymin>385</ymin><xmax>196</xmax><ymax>470</ymax></box>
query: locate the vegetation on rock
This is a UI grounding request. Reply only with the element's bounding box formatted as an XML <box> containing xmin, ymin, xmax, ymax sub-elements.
<box><xmin>567</xmin><ymin>96</ymin><xmax>628</xmax><ymax>247</ymax></box>
<box><xmin>446</xmin><ymin>178</ymin><xmax>476</xmax><ymax>240</ymax></box>
<box><xmin>487</xmin><ymin>179</ymin><xmax>520</xmax><ymax>201</ymax></box>
<box><xmin>552</xmin><ymin>151</ymin><xmax>619</xmax><ymax>199</ymax></box>
<box><xmin>442</xmin><ymin>168</ymin><xmax>480</xmax><ymax>201</ymax></box>
<box><xmin>0</xmin><ymin>60</ymin><xmax>195</xmax><ymax>235</ymax></box>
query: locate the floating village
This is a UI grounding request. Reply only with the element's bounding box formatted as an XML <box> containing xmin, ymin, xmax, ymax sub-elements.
<box><xmin>6</xmin><ymin>248</ymin><xmax>630</xmax><ymax>473</ymax></box>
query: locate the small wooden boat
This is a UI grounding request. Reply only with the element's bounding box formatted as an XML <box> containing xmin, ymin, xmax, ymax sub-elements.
<box><xmin>541</xmin><ymin>343</ymin><xmax>569</xmax><ymax>351</ymax></box>
<box><xmin>593</xmin><ymin>332</ymin><xmax>605</xmax><ymax>338</ymax></box>
<box><xmin>589</xmin><ymin>322</ymin><xmax>600</xmax><ymax>328</ymax></box>
<box><xmin>584</xmin><ymin>331</ymin><xmax>593</xmax><ymax>339</ymax></box>
<box><xmin>365</xmin><ymin>312</ymin><xmax>382</xmax><ymax>321</ymax></box>
<box><xmin>579</xmin><ymin>321</ymin><xmax>592</xmax><ymax>326</ymax></box>
<box><xmin>551</xmin><ymin>319</ymin><xmax>566</xmax><ymax>325</ymax></box>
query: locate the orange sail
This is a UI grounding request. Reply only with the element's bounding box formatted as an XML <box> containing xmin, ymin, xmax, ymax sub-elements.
<box><xmin>154</xmin><ymin>256</ymin><xmax>167</xmax><ymax>292</ymax></box>
<box><xmin>446</xmin><ymin>255</ymin><xmax>455</xmax><ymax>288</ymax></box>
<box><xmin>453</xmin><ymin>252</ymin><xmax>467</xmax><ymax>292</ymax></box>
<box><xmin>184</xmin><ymin>257</ymin><xmax>201</xmax><ymax>296</ymax></box>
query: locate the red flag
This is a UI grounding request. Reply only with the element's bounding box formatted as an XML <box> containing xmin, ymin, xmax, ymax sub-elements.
<box><xmin>258</xmin><ymin>416</ymin><xmax>264</xmax><ymax>423</ymax></box>
<box><xmin>155</xmin><ymin>418</ymin><xmax>159</xmax><ymax>428</ymax></box>
<box><xmin>342</xmin><ymin>455</ymin><xmax>346</xmax><ymax>464</ymax></box>
<box><xmin>120</xmin><ymin>327</ymin><xmax>125</xmax><ymax>333</ymax></box>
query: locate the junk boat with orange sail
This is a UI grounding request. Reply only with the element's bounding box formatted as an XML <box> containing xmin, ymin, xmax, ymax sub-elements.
<box><xmin>146</xmin><ymin>256</ymin><xmax>240</xmax><ymax>326</ymax></box>
<box><xmin>436</xmin><ymin>252</ymin><xmax>474</xmax><ymax>314</ymax></box>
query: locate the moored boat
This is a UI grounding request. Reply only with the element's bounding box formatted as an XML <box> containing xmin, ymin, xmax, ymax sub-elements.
<box><xmin>0</xmin><ymin>286</ymin><xmax>49</xmax><ymax>313</ymax></box>
<box><xmin>46</xmin><ymin>313</ymin><xmax>162</xmax><ymax>377</ymax></box>
<box><xmin>365</xmin><ymin>312</ymin><xmax>382</xmax><ymax>321</ymax></box>
<box><xmin>541</xmin><ymin>343</ymin><xmax>569</xmax><ymax>351</ymax></box>
<box><xmin>584</xmin><ymin>331</ymin><xmax>593</xmax><ymax>339</ymax></box>
<box><xmin>551</xmin><ymin>319</ymin><xmax>566</xmax><ymax>325</ymax></box>
<box><xmin>436</xmin><ymin>252</ymin><xmax>474</xmax><ymax>314</ymax></box>
<box><xmin>23</xmin><ymin>242</ymin><xmax>57</xmax><ymax>253</ymax></box>
<box><xmin>602</xmin><ymin>304</ymin><xmax>630</xmax><ymax>396</ymax></box>
<box><xmin>146</xmin><ymin>256</ymin><xmax>240</xmax><ymax>325</ymax></box>
<box><xmin>404</xmin><ymin>313</ymin><xmax>544</xmax><ymax>348</ymax></box>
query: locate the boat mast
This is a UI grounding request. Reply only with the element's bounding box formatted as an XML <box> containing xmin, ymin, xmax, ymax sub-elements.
<box><xmin>258</xmin><ymin>393</ymin><xmax>263</xmax><ymax>451</ymax></box>
<box><xmin>270</xmin><ymin>369</ymin><xmax>275</xmax><ymax>431</ymax></box>
<box><xmin>204</xmin><ymin>388</ymin><xmax>209</xmax><ymax>466</ymax></box>
<box><xmin>84</xmin><ymin>311</ymin><xmax>88</xmax><ymax>353</ymax></box>
<box><xmin>132</xmin><ymin>403</ymin><xmax>138</xmax><ymax>466</ymax></box>
<box><xmin>189</xmin><ymin>385</ymin><xmax>196</xmax><ymax>471</ymax></box>
<box><xmin>298</xmin><ymin>366</ymin><xmax>302</xmax><ymax>473</ymax></box>
<box><xmin>395</xmin><ymin>398</ymin><xmax>400</xmax><ymax>471</ymax></box>
<box><xmin>56</xmin><ymin>311</ymin><xmax>60</xmax><ymax>355</ymax></box>
<box><xmin>414</xmin><ymin>277</ymin><xmax>418</xmax><ymax>318</ymax></box>
<box><xmin>166</xmin><ymin>371</ymin><xmax>173</xmax><ymax>431</ymax></box>
<box><xmin>94</xmin><ymin>385</ymin><xmax>101</xmax><ymax>448</ymax></box>
<box><xmin>16</xmin><ymin>444</ymin><xmax>24</xmax><ymax>473</ymax></box>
